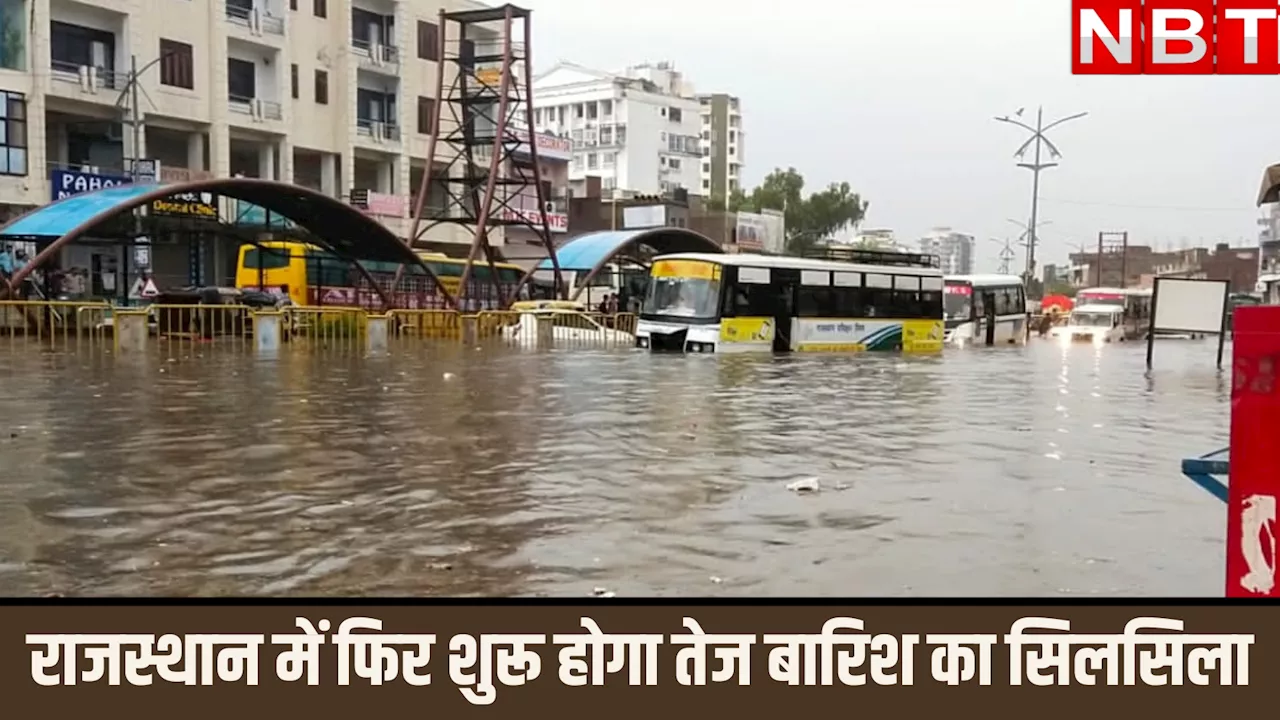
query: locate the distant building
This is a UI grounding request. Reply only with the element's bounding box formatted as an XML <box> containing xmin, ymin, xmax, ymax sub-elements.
<box><xmin>918</xmin><ymin>228</ymin><xmax>974</xmax><ymax>275</ymax></box>
<box><xmin>532</xmin><ymin>61</ymin><xmax>705</xmax><ymax>197</ymax></box>
<box><xmin>696</xmin><ymin>93</ymin><xmax>744</xmax><ymax>203</ymax></box>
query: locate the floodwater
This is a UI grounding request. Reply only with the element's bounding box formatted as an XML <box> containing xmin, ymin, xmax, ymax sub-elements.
<box><xmin>0</xmin><ymin>337</ymin><xmax>1232</xmax><ymax>597</ymax></box>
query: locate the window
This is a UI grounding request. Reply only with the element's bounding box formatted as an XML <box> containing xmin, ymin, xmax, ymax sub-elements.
<box><xmin>289</xmin><ymin>0</ymin><xmax>296</xmax><ymax>9</ymax></box>
<box><xmin>0</xmin><ymin>92</ymin><xmax>27</xmax><ymax>176</ymax></box>
<box><xmin>702</xmin><ymin>179</ymin><xmax>709</xmax><ymax>190</ymax></box>
<box><xmin>668</xmin><ymin>158</ymin><xmax>681</xmax><ymax>170</ymax></box>
<box><xmin>797</xmin><ymin>286</ymin><xmax>836</xmax><ymax>317</ymax></box>
<box><xmin>602</xmin><ymin>152</ymin><xmax>615</xmax><ymax>168</ymax></box>
<box><xmin>314</xmin><ymin>69</ymin><xmax>328</xmax><ymax>104</ymax></box>
<box><xmin>227</xmin><ymin>58</ymin><xmax>256</xmax><ymax>100</ymax></box>
<box><xmin>586</xmin><ymin>153</ymin><xmax>597</xmax><ymax>170</ymax></box>
<box><xmin>159</xmin><ymin>39</ymin><xmax>194</xmax><ymax>90</ymax></box>
<box><xmin>416</xmin><ymin>20</ymin><xmax>438</xmax><ymax>60</ymax></box>
<box><xmin>575</xmin><ymin>103</ymin><xmax>584</xmax><ymax>118</ymax></box>
<box><xmin>242</xmin><ymin>246</ymin><xmax>293</xmax><ymax>271</ymax></box>
<box><xmin>313</xmin><ymin>0</ymin><xmax>326</xmax><ymax>17</ymax></box>
<box><xmin>722</xmin><ymin>280</ymin><xmax>775</xmax><ymax>318</ymax></box>
<box><xmin>668</xmin><ymin>107</ymin><xmax>682</xmax><ymax>122</ymax></box>
<box><xmin>417</xmin><ymin>96</ymin><xmax>435</xmax><ymax>134</ymax></box>
<box><xmin>290</xmin><ymin>64</ymin><xmax>298</xmax><ymax>98</ymax></box>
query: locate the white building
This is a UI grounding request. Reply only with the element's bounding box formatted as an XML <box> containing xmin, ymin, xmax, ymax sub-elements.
<box><xmin>696</xmin><ymin>93</ymin><xmax>742</xmax><ymax>202</ymax></box>
<box><xmin>531</xmin><ymin>60</ymin><xmax>703</xmax><ymax>197</ymax></box>
<box><xmin>0</xmin><ymin>0</ymin><xmax>497</xmax><ymax>252</ymax></box>
<box><xmin>919</xmin><ymin>227</ymin><xmax>974</xmax><ymax>275</ymax></box>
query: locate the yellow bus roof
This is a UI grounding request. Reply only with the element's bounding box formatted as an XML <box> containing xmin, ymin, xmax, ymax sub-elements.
<box><xmin>243</xmin><ymin>243</ymin><xmax>521</xmax><ymax>269</ymax></box>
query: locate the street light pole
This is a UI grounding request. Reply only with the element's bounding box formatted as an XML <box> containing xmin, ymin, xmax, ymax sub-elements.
<box><xmin>995</xmin><ymin>107</ymin><xmax>1087</xmax><ymax>287</ymax></box>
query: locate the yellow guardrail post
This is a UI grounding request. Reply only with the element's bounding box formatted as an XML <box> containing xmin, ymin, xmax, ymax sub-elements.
<box><xmin>113</xmin><ymin>309</ymin><xmax>151</xmax><ymax>353</ymax></box>
<box><xmin>253</xmin><ymin>310</ymin><xmax>285</xmax><ymax>352</ymax></box>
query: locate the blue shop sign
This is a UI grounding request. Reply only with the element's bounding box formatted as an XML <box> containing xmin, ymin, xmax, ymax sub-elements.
<box><xmin>50</xmin><ymin>169</ymin><xmax>132</xmax><ymax>201</ymax></box>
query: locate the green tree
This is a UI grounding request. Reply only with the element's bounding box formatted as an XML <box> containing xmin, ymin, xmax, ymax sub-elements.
<box><xmin>728</xmin><ymin>168</ymin><xmax>869</xmax><ymax>255</ymax></box>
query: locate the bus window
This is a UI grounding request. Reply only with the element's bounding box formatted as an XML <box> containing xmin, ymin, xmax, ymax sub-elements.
<box><xmin>498</xmin><ymin>267</ymin><xmax>523</xmax><ymax>285</ymax></box>
<box><xmin>428</xmin><ymin>262</ymin><xmax>464</xmax><ymax>277</ymax></box>
<box><xmin>725</xmin><ymin>282</ymin><xmax>774</xmax><ymax>317</ymax></box>
<box><xmin>243</xmin><ymin>246</ymin><xmax>293</xmax><ymax>270</ymax></box>
<box><xmin>307</xmin><ymin>251</ymin><xmax>353</xmax><ymax>288</ymax></box>
<box><xmin>833</xmin><ymin>285</ymin><xmax>866</xmax><ymax>316</ymax></box>
<box><xmin>892</xmin><ymin>275</ymin><xmax>921</xmax><ymax>317</ymax></box>
<box><xmin>797</xmin><ymin>286</ymin><xmax>836</xmax><ymax>317</ymax></box>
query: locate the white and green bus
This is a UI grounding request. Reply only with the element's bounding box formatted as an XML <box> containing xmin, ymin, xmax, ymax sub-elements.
<box><xmin>635</xmin><ymin>251</ymin><xmax>945</xmax><ymax>354</ymax></box>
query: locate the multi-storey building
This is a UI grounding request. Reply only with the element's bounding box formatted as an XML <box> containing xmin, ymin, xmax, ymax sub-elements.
<box><xmin>918</xmin><ymin>228</ymin><xmax>974</xmax><ymax>275</ymax></box>
<box><xmin>0</xmin><ymin>0</ymin><xmax>524</xmax><ymax>263</ymax></box>
<box><xmin>696</xmin><ymin>93</ymin><xmax>742</xmax><ymax>203</ymax></box>
<box><xmin>530</xmin><ymin>60</ymin><xmax>702</xmax><ymax>197</ymax></box>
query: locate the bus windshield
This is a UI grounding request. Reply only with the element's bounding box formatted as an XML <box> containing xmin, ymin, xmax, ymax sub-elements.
<box><xmin>644</xmin><ymin>276</ymin><xmax>721</xmax><ymax>319</ymax></box>
<box><xmin>943</xmin><ymin>283</ymin><xmax>972</xmax><ymax>321</ymax></box>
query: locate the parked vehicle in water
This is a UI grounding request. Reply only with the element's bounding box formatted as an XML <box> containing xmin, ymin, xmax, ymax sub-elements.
<box><xmin>942</xmin><ymin>274</ymin><xmax>1029</xmax><ymax>346</ymax></box>
<box><xmin>499</xmin><ymin>305</ymin><xmax>634</xmax><ymax>347</ymax></box>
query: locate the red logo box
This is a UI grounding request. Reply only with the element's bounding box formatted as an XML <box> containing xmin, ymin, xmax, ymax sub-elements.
<box><xmin>1073</xmin><ymin>0</ymin><xmax>1280</xmax><ymax>74</ymax></box>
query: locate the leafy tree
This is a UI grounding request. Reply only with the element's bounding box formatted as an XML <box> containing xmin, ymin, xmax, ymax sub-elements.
<box><xmin>727</xmin><ymin>168</ymin><xmax>869</xmax><ymax>255</ymax></box>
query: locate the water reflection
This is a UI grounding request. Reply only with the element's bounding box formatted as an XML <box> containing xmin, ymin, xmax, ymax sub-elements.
<box><xmin>0</xmin><ymin>338</ymin><xmax>1231</xmax><ymax>596</ymax></box>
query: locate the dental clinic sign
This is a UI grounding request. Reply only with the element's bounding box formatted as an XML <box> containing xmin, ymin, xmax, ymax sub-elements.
<box><xmin>50</xmin><ymin>169</ymin><xmax>132</xmax><ymax>201</ymax></box>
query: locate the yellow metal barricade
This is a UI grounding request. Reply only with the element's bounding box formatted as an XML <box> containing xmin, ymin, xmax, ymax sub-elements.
<box><xmin>0</xmin><ymin>300</ymin><xmax>112</xmax><ymax>351</ymax></box>
<box><xmin>475</xmin><ymin>311</ymin><xmax>521</xmax><ymax>342</ymax></box>
<box><xmin>284</xmin><ymin>306</ymin><xmax>368</xmax><ymax>351</ymax></box>
<box><xmin>387</xmin><ymin>309</ymin><xmax>464</xmax><ymax>341</ymax></box>
<box><xmin>148</xmin><ymin>303</ymin><xmax>255</xmax><ymax>356</ymax></box>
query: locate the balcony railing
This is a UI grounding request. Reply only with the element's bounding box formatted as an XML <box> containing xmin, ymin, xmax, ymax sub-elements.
<box><xmin>228</xmin><ymin>95</ymin><xmax>283</xmax><ymax>121</ymax></box>
<box><xmin>351</xmin><ymin>38</ymin><xmax>398</xmax><ymax>66</ymax></box>
<box><xmin>225</xmin><ymin>4</ymin><xmax>285</xmax><ymax>35</ymax></box>
<box><xmin>356</xmin><ymin>119</ymin><xmax>401</xmax><ymax>143</ymax></box>
<box><xmin>49</xmin><ymin>60</ymin><xmax>127</xmax><ymax>93</ymax></box>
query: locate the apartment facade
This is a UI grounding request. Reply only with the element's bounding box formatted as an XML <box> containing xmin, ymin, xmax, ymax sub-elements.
<box><xmin>530</xmin><ymin>60</ymin><xmax>702</xmax><ymax>197</ymax></box>
<box><xmin>0</xmin><ymin>0</ymin><xmax>523</xmax><ymax>263</ymax></box>
<box><xmin>696</xmin><ymin>93</ymin><xmax>742</xmax><ymax>203</ymax></box>
<box><xmin>918</xmin><ymin>228</ymin><xmax>974</xmax><ymax>275</ymax></box>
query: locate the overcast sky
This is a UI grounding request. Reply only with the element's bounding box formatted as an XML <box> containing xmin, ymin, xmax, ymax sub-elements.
<box><xmin>516</xmin><ymin>0</ymin><xmax>1274</xmax><ymax>271</ymax></box>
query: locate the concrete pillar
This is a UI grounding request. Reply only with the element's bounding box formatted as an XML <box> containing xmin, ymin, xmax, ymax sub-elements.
<box><xmin>321</xmin><ymin>153</ymin><xmax>338</xmax><ymax>196</ymax></box>
<box><xmin>377</xmin><ymin>160</ymin><xmax>393</xmax><ymax>193</ymax></box>
<box><xmin>259</xmin><ymin>142</ymin><xmax>277</xmax><ymax>180</ymax></box>
<box><xmin>113</xmin><ymin>310</ymin><xmax>150</xmax><ymax>353</ymax></box>
<box><xmin>366</xmin><ymin>314</ymin><xmax>389</xmax><ymax>354</ymax></box>
<box><xmin>536</xmin><ymin>314</ymin><xmax>554</xmax><ymax>348</ymax></box>
<box><xmin>187</xmin><ymin>133</ymin><xmax>204</xmax><ymax>172</ymax></box>
<box><xmin>254</xmin><ymin>311</ymin><xmax>283</xmax><ymax>352</ymax></box>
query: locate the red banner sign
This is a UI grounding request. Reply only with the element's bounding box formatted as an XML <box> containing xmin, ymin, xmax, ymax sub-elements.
<box><xmin>1227</xmin><ymin>305</ymin><xmax>1280</xmax><ymax>598</ymax></box>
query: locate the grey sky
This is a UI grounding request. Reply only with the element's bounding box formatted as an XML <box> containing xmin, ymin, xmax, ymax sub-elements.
<box><xmin>517</xmin><ymin>0</ymin><xmax>1272</xmax><ymax>272</ymax></box>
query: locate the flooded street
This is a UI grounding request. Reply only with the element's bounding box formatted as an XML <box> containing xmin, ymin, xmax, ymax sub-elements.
<box><xmin>0</xmin><ymin>338</ymin><xmax>1231</xmax><ymax>597</ymax></box>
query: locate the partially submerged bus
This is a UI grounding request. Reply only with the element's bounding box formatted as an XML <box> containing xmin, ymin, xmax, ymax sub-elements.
<box><xmin>943</xmin><ymin>274</ymin><xmax>1028</xmax><ymax>346</ymax></box>
<box><xmin>1049</xmin><ymin>287</ymin><xmax>1153</xmax><ymax>343</ymax></box>
<box><xmin>635</xmin><ymin>252</ymin><xmax>944</xmax><ymax>353</ymax></box>
<box><xmin>235</xmin><ymin>241</ymin><xmax>526</xmax><ymax>309</ymax></box>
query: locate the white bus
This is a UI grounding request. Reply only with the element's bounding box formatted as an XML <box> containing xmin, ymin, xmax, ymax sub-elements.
<box><xmin>943</xmin><ymin>274</ymin><xmax>1029</xmax><ymax>346</ymax></box>
<box><xmin>1049</xmin><ymin>287</ymin><xmax>1153</xmax><ymax>344</ymax></box>
<box><xmin>635</xmin><ymin>251</ymin><xmax>945</xmax><ymax>354</ymax></box>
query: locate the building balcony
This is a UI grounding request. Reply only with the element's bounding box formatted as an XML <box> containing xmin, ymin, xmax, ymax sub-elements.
<box><xmin>351</xmin><ymin>39</ymin><xmax>399</xmax><ymax>74</ymax></box>
<box><xmin>225</xmin><ymin>3</ymin><xmax>286</xmax><ymax>45</ymax></box>
<box><xmin>227</xmin><ymin>95</ymin><xmax>284</xmax><ymax>126</ymax></box>
<box><xmin>48</xmin><ymin>61</ymin><xmax>128</xmax><ymax>104</ymax></box>
<box><xmin>355</xmin><ymin>119</ymin><xmax>401</xmax><ymax>148</ymax></box>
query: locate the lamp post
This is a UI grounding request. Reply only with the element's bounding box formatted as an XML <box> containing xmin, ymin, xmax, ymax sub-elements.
<box><xmin>994</xmin><ymin>107</ymin><xmax>1087</xmax><ymax>286</ymax></box>
<box><xmin>115</xmin><ymin>52</ymin><xmax>179</xmax><ymax>180</ymax></box>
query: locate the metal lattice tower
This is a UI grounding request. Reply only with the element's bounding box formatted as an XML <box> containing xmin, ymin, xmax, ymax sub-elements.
<box><xmin>405</xmin><ymin>3</ymin><xmax>565</xmax><ymax>310</ymax></box>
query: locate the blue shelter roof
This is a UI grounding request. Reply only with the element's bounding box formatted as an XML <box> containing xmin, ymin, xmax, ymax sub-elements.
<box><xmin>3</xmin><ymin>183</ymin><xmax>164</xmax><ymax>238</ymax></box>
<box><xmin>536</xmin><ymin>228</ymin><xmax>722</xmax><ymax>271</ymax></box>
<box><xmin>0</xmin><ymin>177</ymin><xmax>421</xmax><ymax>265</ymax></box>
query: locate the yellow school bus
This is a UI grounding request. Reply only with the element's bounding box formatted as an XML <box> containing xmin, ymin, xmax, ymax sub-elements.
<box><xmin>235</xmin><ymin>240</ymin><xmax>526</xmax><ymax>309</ymax></box>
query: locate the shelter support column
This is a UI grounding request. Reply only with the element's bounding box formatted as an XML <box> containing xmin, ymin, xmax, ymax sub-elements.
<box><xmin>536</xmin><ymin>314</ymin><xmax>554</xmax><ymax>347</ymax></box>
<box><xmin>461</xmin><ymin>315</ymin><xmax>478</xmax><ymax>345</ymax></box>
<box><xmin>259</xmin><ymin>143</ymin><xmax>277</xmax><ymax>181</ymax></box>
<box><xmin>1226</xmin><ymin>305</ymin><xmax>1280</xmax><ymax>598</ymax></box>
